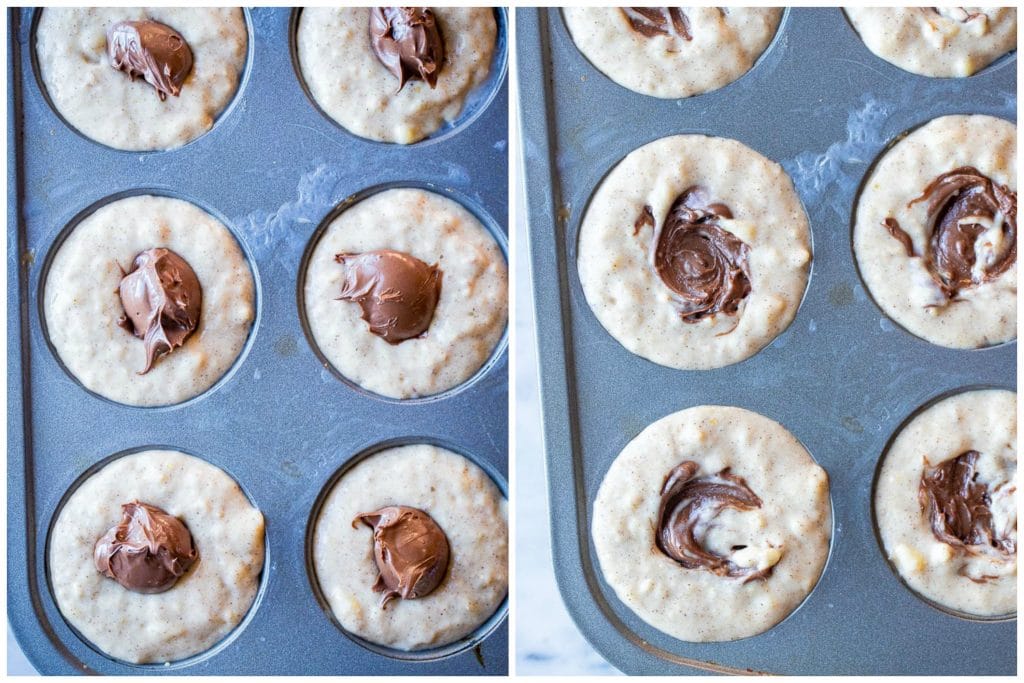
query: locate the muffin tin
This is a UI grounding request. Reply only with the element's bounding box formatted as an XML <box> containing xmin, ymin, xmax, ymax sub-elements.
<box><xmin>518</xmin><ymin>7</ymin><xmax>1015</xmax><ymax>675</ymax></box>
<box><xmin>8</xmin><ymin>7</ymin><xmax>508</xmax><ymax>675</ymax></box>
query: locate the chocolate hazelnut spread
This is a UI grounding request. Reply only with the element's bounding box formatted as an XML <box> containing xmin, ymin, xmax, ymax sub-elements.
<box><xmin>106</xmin><ymin>20</ymin><xmax>194</xmax><ymax>101</ymax></box>
<box><xmin>369</xmin><ymin>7</ymin><xmax>446</xmax><ymax>91</ymax></box>
<box><xmin>334</xmin><ymin>249</ymin><xmax>442</xmax><ymax>344</ymax></box>
<box><xmin>919</xmin><ymin>451</ymin><xmax>1016</xmax><ymax>558</ymax></box>
<box><xmin>94</xmin><ymin>501</ymin><xmax>198</xmax><ymax>594</ymax></box>
<box><xmin>353</xmin><ymin>505</ymin><xmax>450</xmax><ymax>608</ymax></box>
<box><xmin>882</xmin><ymin>166</ymin><xmax>1017</xmax><ymax>299</ymax></box>
<box><xmin>633</xmin><ymin>204</ymin><xmax>655</xmax><ymax>236</ymax></box>
<box><xmin>622</xmin><ymin>7</ymin><xmax>693</xmax><ymax>41</ymax></box>
<box><xmin>656</xmin><ymin>461</ymin><xmax>772</xmax><ymax>583</ymax></box>
<box><xmin>117</xmin><ymin>247</ymin><xmax>202</xmax><ymax>374</ymax></box>
<box><xmin>649</xmin><ymin>186</ymin><xmax>752</xmax><ymax>322</ymax></box>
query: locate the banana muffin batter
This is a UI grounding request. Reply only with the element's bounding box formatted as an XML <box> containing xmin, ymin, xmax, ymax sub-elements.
<box><xmin>35</xmin><ymin>8</ymin><xmax>247</xmax><ymax>151</ymax></box>
<box><xmin>563</xmin><ymin>8</ymin><xmax>782</xmax><ymax>98</ymax></box>
<box><xmin>846</xmin><ymin>8</ymin><xmax>1016</xmax><ymax>77</ymax></box>
<box><xmin>854</xmin><ymin>115</ymin><xmax>1016</xmax><ymax>349</ymax></box>
<box><xmin>304</xmin><ymin>188</ymin><xmax>507</xmax><ymax>399</ymax></box>
<box><xmin>312</xmin><ymin>444</ymin><xmax>508</xmax><ymax>650</ymax></box>
<box><xmin>44</xmin><ymin>195</ymin><xmax>255</xmax><ymax>407</ymax></box>
<box><xmin>577</xmin><ymin>134</ymin><xmax>811</xmax><ymax>370</ymax></box>
<box><xmin>592</xmin><ymin>405</ymin><xmax>831</xmax><ymax>642</ymax></box>
<box><xmin>49</xmin><ymin>449</ymin><xmax>265</xmax><ymax>664</ymax></box>
<box><xmin>296</xmin><ymin>7</ymin><xmax>496</xmax><ymax>143</ymax></box>
<box><xmin>875</xmin><ymin>389</ymin><xmax>1016</xmax><ymax>617</ymax></box>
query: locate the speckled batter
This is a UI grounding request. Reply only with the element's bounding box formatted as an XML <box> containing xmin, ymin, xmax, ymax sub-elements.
<box><xmin>296</xmin><ymin>7</ymin><xmax>496</xmax><ymax>144</ymax></box>
<box><xmin>846</xmin><ymin>7</ymin><xmax>1016</xmax><ymax>77</ymax></box>
<box><xmin>304</xmin><ymin>188</ymin><xmax>507</xmax><ymax>399</ymax></box>
<box><xmin>49</xmin><ymin>450</ymin><xmax>265</xmax><ymax>664</ymax></box>
<box><xmin>875</xmin><ymin>389</ymin><xmax>1016</xmax><ymax>617</ymax></box>
<box><xmin>563</xmin><ymin>7</ymin><xmax>781</xmax><ymax>98</ymax></box>
<box><xmin>577</xmin><ymin>134</ymin><xmax>811</xmax><ymax>370</ymax></box>
<box><xmin>312</xmin><ymin>444</ymin><xmax>508</xmax><ymax>650</ymax></box>
<box><xmin>592</xmin><ymin>405</ymin><xmax>831</xmax><ymax>642</ymax></box>
<box><xmin>35</xmin><ymin>8</ymin><xmax>247</xmax><ymax>151</ymax></box>
<box><xmin>854</xmin><ymin>115</ymin><xmax>1016</xmax><ymax>349</ymax></box>
<box><xmin>43</xmin><ymin>195</ymin><xmax>255</xmax><ymax>407</ymax></box>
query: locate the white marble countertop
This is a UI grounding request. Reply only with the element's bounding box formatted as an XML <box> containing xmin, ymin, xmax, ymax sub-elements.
<box><xmin>8</xmin><ymin>627</ymin><xmax>36</xmax><ymax>675</ymax></box>
<box><xmin>513</xmin><ymin>175</ymin><xmax>617</xmax><ymax>676</ymax></box>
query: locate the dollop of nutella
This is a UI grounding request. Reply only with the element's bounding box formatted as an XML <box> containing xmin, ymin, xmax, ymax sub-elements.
<box><xmin>919</xmin><ymin>451</ymin><xmax>1016</xmax><ymax>559</ymax></box>
<box><xmin>369</xmin><ymin>8</ymin><xmax>446</xmax><ymax>91</ymax></box>
<box><xmin>881</xmin><ymin>166</ymin><xmax>1017</xmax><ymax>300</ymax></box>
<box><xmin>334</xmin><ymin>249</ymin><xmax>442</xmax><ymax>344</ymax></box>
<box><xmin>353</xmin><ymin>505</ymin><xmax>450</xmax><ymax>608</ymax></box>
<box><xmin>106</xmin><ymin>20</ymin><xmax>194</xmax><ymax>101</ymax></box>
<box><xmin>94</xmin><ymin>501</ymin><xmax>198</xmax><ymax>594</ymax></box>
<box><xmin>649</xmin><ymin>186</ymin><xmax>752</xmax><ymax>322</ymax></box>
<box><xmin>117</xmin><ymin>248</ymin><xmax>202</xmax><ymax>374</ymax></box>
<box><xmin>656</xmin><ymin>461</ymin><xmax>772</xmax><ymax>582</ymax></box>
<box><xmin>622</xmin><ymin>7</ymin><xmax>693</xmax><ymax>41</ymax></box>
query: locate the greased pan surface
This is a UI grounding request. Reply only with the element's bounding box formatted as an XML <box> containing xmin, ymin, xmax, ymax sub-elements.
<box><xmin>8</xmin><ymin>7</ymin><xmax>508</xmax><ymax>675</ymax></box>
<box><xmin>518</xmin><ymin>7</ymin><xmax>1015</xmax><ymax>675</ymax></box>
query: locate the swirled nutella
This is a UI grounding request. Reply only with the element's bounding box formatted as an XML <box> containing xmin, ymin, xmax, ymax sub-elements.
<box><xmin>854</xmin><ymin>115</ymin><xmax>1016</xmax><ymax>349</ymax></box>
<box><xmin>117</xmin><ymin>247</ymin><xmax>202</xmax><ymax>374</ymax></box>
<box><xmin>591</xmin><ymin>405</ymin><xmax>831</xmax><ymax>641</ymax></box>
<box><xmin>647</xmin><ymin>186</ymin><xmax>751</xmax><ymax>323</ymax></box>
<box><xmin>369</xmin><ymin>7</ymin><xmax>445</xmax><ymax>91</ymax></box>
<box><xmin>354</xmin><ymin>505</ymin><xmax>450</xmax><ymax>608</ymax></box>
<box><xmin>882</xmin><ymin>167</ymin><xmax>1017</xmax><ymax>301</ymax></box>
<box><xmin>106</xmin><ymin>20</ymin><xmax>193</xmax><ymax>101</ymax></box>
<box><xmin>656</xmin><ymin>461</ymin><xmax>775</xmax><ymax>582</ymax></box>
<box><xmin>875</xmin><ymin>389</ymin><xmax>1017</xmax><ymax>616</ymax></box>
<box><xmin>94</xmin><ymin>501</ymin><xmax>197</xmax><ymax>594</ymax></box>
<box><xmin>920</xmin><ymin>451</ymin><xmax>1016</xmax><ymax>564</ymax></box>
<box><xmin>622</xmin><ymin>8</ymin><xmax>694</xmax><ymax>41</ymax></box>
<box><xmin>334</xmin><ymin>249</ymin><xmax>442</xmax><ymax>344</ymax></box>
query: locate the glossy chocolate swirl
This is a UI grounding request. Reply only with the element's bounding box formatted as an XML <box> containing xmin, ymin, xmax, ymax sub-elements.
<box><xmin>354</xmin><ymin>505</ymin><xmax>450</xmax><ymax>608</ymax></box>
<box><xmin>369</xmin><ymin>7</ymin><xmax>446</xmax><ymax>90</ymax></box>
<box><xmin>117</xmin><ymin>248</ymin><xmax>202</xmax><ymax>374</ymax></box>
<box><xmin>94</xmin><ymin>501</ymin><xmax>198</xmax><ymax>594</ymax></box>
<box><xmin>106</xmin><ymin>20</ymin><xmax>193</xmax><ymax>101</ymax></box>
<box><xmin>651</xmin><ymin>186</ymin><xmax>752</xmax><ymax>322</ymax></box>
<box><xmin>919</xmin><ymin>451</ymin><xmax>1015</xmax><ymax>558</ymax></box>
<box><xmin>656</xmin><ymin>461</ymin><xmax>772</xmax><ymax>582</ymax></box>
<box><xmin>622</xmin><ymin>8</ymin><xmax>693</xmax><ymax>40</ymax></box>
<box><xmin>334</xmin><ymin>249</ymin><xmax>442</xmax><ymax>344</ymax></box>
<box><xmin>882</xmin><ymin>167</ymin><xmax>1017</xmax><ymax>299</ymax></box>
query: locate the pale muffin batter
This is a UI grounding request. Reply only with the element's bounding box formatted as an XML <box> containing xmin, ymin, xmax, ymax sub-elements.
<box><xmin>44</xmin><ymin>195</ymin><xmax>255</xmax><ymax>407</ymax></box>
<box><xmin>577</xmin><ymin>134</ymin><xmax>811</xmax><ymax>370</ymax></box>
<box><xmin>875</xmin><ymin>389</ymin><xmax>1016</xmax><ymax>617</ymax></box>
<box><xmin>592</xmin><ymin>405</ymin><xmax>831</xmax><ymax>642</ymax></box>
<box><xmin>563</xmin><ymin>7</ymin><xmax>781</xmax><ymax>98</ymax></box>
<box><xmin>854</xmin><ymin>115</ymin><xmax>1016</xmax><ymax>349</ymax></box>
<box><xmin>312</xmin><ymin>444</ymin><xmax>508</xmax><ymax>651</ymax></box>
<box><xmin>846</xmin><ymin>7</ymin><xmax>1016</xmax><ymax>77</ymax></box>
<box><xmin>49</xmin><ymin>450</ymin><xmax>265</xmax><ymax>664</ymax></box>
<box><xmin>304</xmin><ymin>188</ymin><xmax>507</xmax><ymax>399</ymax></box>
<box><xmin>296</xmin><ymin>8</ymin><xmax>496</xmax><ymax>144</ymax></box>
<box><xmin>35</xmin><ymin>8</ymin><xmax>247</xmax><ymax>151</ymax></box>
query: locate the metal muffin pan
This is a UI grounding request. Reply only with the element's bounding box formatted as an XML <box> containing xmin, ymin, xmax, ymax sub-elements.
<box><xmin>518</xmin><ymin>7</ymin><xmax>1015</xmax><ymax>675</ymax></box>
<box><xmin>8</xmin><ymin>6</ymin><xmax>509</xmax><ymax>675</ymax></box>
